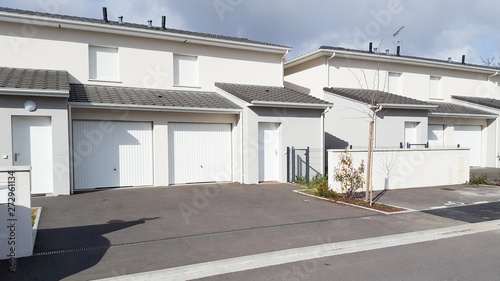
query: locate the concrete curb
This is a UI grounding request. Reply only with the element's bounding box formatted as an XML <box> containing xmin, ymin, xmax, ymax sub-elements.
<box><xmin>292</xmin><ymin>189</ymin><xmax>414</xmax><ymax>215</ymax></box>
<box><xmin>32</xmin><ymin>207</ymin><xmax>42</xmax><ymax>251</ymax></box>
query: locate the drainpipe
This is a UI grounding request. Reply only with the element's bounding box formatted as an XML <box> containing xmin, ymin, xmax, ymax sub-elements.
<box><xmin>282</xmin><ymin>50</ymin><xmax>290</xmax><ymax>85</ymax></box>
<box><xmin>321</xmin><ymin>106</ymin><xmax>331</xmax><ymax>175</ymax></box>
<box><xmin>68</xmin><ymin>104</ymin><xmax>74</xmax><ymax>195</ymax></box>
<box><xmin>240</xmin><ymin>110</ymin><xmax>244</xmax><ymax>183</ymax></box>
<box><xmin>326</xmin><ymin>52</ymin><xmax>336</xmax><ymax>87</ymax></box>
<box><xmin>488</xmin><ymin>71</ymin><xmax>499</xmax><ymax>88</ymax></box>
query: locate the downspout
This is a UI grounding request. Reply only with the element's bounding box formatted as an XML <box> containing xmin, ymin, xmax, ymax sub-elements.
<box><xmin>321</xmin><ymin>106</ymin><xmax>331</xmax><ymax>175</ymax></box>
<box><xmin>488</xmin><ymin>71</ymin><xmax>499</xmax><ymax>82</ymax></box>
<box><xmin>240</xmin><ymin>110</ymin><xmax>244</xmax><ymax>183</ymax></box>
<box><xmin>68</xmin><ymin>104</ymin><xmax>74</xmax><ymax>195</ymax></box>
<box><xmin>326</xmin><ymin>52</ymin><xmax>336</xmax><ymax>87</ymax></box>
<box><xmin>281</xmin><ymin>50</ymin><xmax>290</xmax><ymax>85</ymax></box>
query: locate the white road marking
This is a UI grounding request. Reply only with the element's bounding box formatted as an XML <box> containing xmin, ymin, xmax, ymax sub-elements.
<box><xmin>94</xmin><ymin>220</ymin><xmax>500</xmax><ymax>281</ymax></box>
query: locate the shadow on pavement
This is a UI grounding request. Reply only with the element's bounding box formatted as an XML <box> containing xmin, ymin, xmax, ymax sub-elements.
<box><xmin>0</xmin><ymin>218</ymin><xmax>158</xmax><ymax>281</ymax></box>
<box><xmin>422</xmin><ymin>202</ymin><xmax>500</xmax><ymax>223</ymax></box>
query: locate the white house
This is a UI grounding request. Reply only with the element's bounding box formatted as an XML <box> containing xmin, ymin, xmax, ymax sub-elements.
<box><xmin>0</xmin><ymin>7</ymin><xmax>331</xmax><ymax>196</ymax></box>
<box><xmin>285</xmin><ymin>45</ymin><xmax>500</xmax><ymax>168</ymax></box>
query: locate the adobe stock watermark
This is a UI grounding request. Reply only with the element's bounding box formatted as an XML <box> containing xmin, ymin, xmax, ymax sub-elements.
<box><xmin>213</xmin><ymin>0</ymin><xmax>243</xmax><ymax>21</ymax></box>
<box><xmin>353</xmin><ymin>0</ymin><xmax>404</xmax><ymax>46</ymax></box>
<box><xmin>142</xmin><ymin>64</ymin><xmax>169</xmax><ymax>89</ymax></box>
<box><xmin>178</xmin><ymin>185</ymin><xmax>221</xmax><ymax>225</ymax></box>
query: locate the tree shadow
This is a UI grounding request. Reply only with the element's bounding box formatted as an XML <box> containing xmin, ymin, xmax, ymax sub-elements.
<box><xmin>0</xmin><ymin>217</ymin><xmax>158</xmax><ymax>280</ymax></box>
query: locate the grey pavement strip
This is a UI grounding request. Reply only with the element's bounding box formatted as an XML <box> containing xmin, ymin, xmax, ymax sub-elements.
<box><xmin>94</xmin><ymin>219</ymin><xmax>500</xmax><ymax>281</ymax></box>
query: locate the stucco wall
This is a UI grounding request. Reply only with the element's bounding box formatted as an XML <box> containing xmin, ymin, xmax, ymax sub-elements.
<box><xmin>0</xmin><ymin>22</ymin><xmax>285</xmax><ymax>90</ymax></box>
<box><xmin>328</xmin><ymin>148</ymin><xmax>470</xmax><ymax>192</ymax></box>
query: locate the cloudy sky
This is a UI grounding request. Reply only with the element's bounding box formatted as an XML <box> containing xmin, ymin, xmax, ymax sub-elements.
<box><xmin>1</xmin><ymin>0</ymin><xmax>498</xmax><ymax>65</ymax></box>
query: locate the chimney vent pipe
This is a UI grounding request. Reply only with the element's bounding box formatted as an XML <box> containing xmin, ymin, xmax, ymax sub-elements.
<box><xmin>118</xmin><ymin>16</ymin><xmax>123</xmax><ymax>24</ymax></box>
<box><xmin>369</xmin><ymin>42</ymin><xmax>373</xmax><ymax>53</ymax></box>
<box><xmin>162</xmin><ymin>16</ymin><xmax>166</xmax><ymax>29</ymax></box>
<box><xmin>396</xmin><ymin>46</ymin><xmax>401</xmax><ymax>56</ymax></box>
<box><xmin>148</xmin><ymin>20</ymin><xmax>152</xmax><ymax>27</ymax></box>
<box><xmin>462</xmin><ymin>55</ymin><xmax>466</xmax><ymax>64</ymax></box>
<box><xmin>102</xmin><ymin>7</ymin><xmax>108</xmax><ymax>22</ymax></box>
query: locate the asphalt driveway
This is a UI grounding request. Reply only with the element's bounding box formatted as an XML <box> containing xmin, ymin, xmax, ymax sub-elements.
<box><xmin>3</xmin><ymin>182</ymin><xmax>500</xmax><ymax>280</ymax></box>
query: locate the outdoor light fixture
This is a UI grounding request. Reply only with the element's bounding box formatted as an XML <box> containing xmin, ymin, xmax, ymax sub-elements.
<box><xmin>24</xmin><ymin>100</ymin><xmax>37</xmax><ymax>112</ymax></box>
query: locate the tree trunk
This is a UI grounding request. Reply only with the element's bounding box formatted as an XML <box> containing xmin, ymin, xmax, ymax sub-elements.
<box><xmin>366</xmin><ymin>115</ymin><xmax>375</xmax><ymax>205</ymax></box>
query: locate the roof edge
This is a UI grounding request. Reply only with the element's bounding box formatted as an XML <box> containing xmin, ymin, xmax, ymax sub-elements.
<box><xmin>0</xmin><ymin>9</ymin><xmax>291</xmax><ymax>54</ymax></box>
<box><xmin>286</xmin><ymin>48</ymin><xmax>499</xmax><ymax>74</ymax></box>
<box><xmin>250</xmin><ymin>100</ymin><xmax>332</xmax><ymax>109</ymax></box>
<box><xmin>0</xmin><ymin>87</ymin><xmax>69</xmax><ymax>97</ymax></box>
<box><xmin>69</xmin><ymin>102</ymin><xmax>242</xmax><ymax>114</ymax></box>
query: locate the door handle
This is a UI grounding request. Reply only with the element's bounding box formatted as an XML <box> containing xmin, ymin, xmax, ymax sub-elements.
<box><xmin>14</xmin><ymin>152</ymin><xmax>20</xmax><ymax>162</ymax></box>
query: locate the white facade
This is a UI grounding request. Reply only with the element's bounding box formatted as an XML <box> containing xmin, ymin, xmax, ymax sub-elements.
<box><xmin>285</xmin><ymin>48</ymin><xmax>500</xmax><ymax>168</ymax></box>
<box><xmin>1</xmin><ymin>8</ymin><xmax>319</xmax><ymax>195</ymax></box>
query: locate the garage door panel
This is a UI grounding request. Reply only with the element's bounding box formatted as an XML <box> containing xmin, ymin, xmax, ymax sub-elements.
<box><xmin>455</xmin><ymin>125</ymin><xmax>481</xmax><ymax>166</ymax></box>
<box><xmin>73</xmin><ymin>121</ymin><xmax>153</xmax><ymax>189</ymax></box>
<box><xmin>169</xmin><ymin>123</ymin><xmax>232</xmax><ymax>184</ymax></box>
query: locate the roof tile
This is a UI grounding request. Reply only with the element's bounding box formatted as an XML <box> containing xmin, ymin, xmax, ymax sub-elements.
<box><xmin>216</xmin><ymin>83</ymin><xmax>331</xmax><ymax>106</ymax></box>
<box><xmin>69</xmin><ymin>84</ymin><xmax>241</xmax><ymax>110</ymax></box>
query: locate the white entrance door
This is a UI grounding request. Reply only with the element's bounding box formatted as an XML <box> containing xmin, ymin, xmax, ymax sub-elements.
<box><xmin>73</xmin><ymin>121</ymin><xmax>153</xmax><ymax>189</ymax></box>
<box><xmin>404</xmin><ymin>122</ymin><xmax>418</xmax><ymax>148</ymax></box>
<box><xmin>455</xmin><ymin>125</ymin><xmax>482</xmax><ymax>166</ymax></box>
<box><xmin>168</xmin><ymin>123</ymin><xmax>232</xmax><ymax>184</ymax></box>
<box><xmin>12</xmin><ymin>116</ymin><xmax>54</xmax><ymax>194</ymax></box>
<box><xmin>428</xmin><ymin>125</ymin><xmax>444</xmax><ymax>148</ymax></box>
<box><xmin>259</xmin><ymin>123</ymin><xmax>279</xmax><ymax>182</ymax></box>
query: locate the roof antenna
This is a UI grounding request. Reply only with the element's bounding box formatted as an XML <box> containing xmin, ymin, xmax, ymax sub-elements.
<box><xmin>393</xmin><ymin>26</ymin><xmax>404</xmax><ymax>56</ymax></box>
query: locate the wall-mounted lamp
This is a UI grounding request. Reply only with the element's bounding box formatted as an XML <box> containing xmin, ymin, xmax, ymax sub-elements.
<box><xmin>24</xmin><ymin>100</ymin><xmax>37</xmax><ymax>112</ymax></box>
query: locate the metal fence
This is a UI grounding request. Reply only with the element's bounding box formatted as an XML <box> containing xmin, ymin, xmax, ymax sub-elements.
<box><xmin>287</xmin><ymin>146</ymin><xmax>310</xmax><ymax>186</ymax></box>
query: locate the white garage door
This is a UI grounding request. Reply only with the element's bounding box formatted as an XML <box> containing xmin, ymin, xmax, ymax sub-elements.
<box><xmin>73</xmin><ymin>121</ymin><xmax>153</xmax><ymax>189</ymax></box>
<box><xmin>169</xmin><ymin>123</ymin><xmax>232</xmax><ymax>184</ymax></box>
<box><xmin>455</xmin><ymin>125</ymin><xmax>482</xmax><ymax>166</ymax></box>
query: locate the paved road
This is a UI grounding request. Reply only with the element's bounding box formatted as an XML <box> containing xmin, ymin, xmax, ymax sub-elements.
<box><xmin>1</xmin><ymin>183</ymin><xmax>500</xmax><ymax>280</ymax></box>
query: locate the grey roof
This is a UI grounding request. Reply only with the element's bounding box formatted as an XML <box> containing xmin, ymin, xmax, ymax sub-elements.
<box><xmin>0</xmin><ymin>7</ymin><xmax>290</xmax><ymax>49</ymax></box>
<box><xmin>324</xmin><ymin>87</ymin><xmax>434</xmax><ymax>107</ymax></box>
<box><xmin>319</xmin><ymin>46</ymin><xmax>500</xmax><ymax>71</ymax></box>
<box><xmin>69</xmin><ymin>84</ymin><xmax>241</xmax><ymax>110</ymax></box>
<box><xmin>452</xmin><ymin>96</ymin><xmax>500</xmax><ymax>110</ymax></box>
<box><xmin>429</xmin><ymin>101</ymin><xmax>496</xmax><ymax>116</ymax></box>
<box><xmin>216</xmin><ymin>83</ymin><xmax>332</xmax><ymax>106</ymax></box>
<box><xmin>0</xmin><ymin>66</ymin><xmax>69</xmax><ymax>91</ymax></box>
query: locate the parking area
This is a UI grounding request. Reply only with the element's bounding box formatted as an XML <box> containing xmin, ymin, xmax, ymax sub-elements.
<box><xmin>4</xmin><ymin>182</ymin><xmax>500</xmax><ymax>280</ymax></box>
<box><xmin>374</xmin><ymin>184</ymin><xmax>500</xmax><ymax>211</ymax></box>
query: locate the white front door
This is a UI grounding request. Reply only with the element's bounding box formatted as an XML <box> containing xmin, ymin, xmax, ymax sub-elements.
<box><xmin>12</xmin><ymin>116</ymin><xmax>54</xmax><ymax>194</ymax></box>
<box><xmin>428</xmin><ymin>125</ymin><xmax>444</xmax><ymax>148</ymax></box>
<box><xmin>455</xmin><ymin>125</ymin><xmax>482</xmax><ymax>166</ymax></box>
<box><xmin>259</xmin><ymin>123</ymin><xmax>279</xmax><ymax>182</ymax></box>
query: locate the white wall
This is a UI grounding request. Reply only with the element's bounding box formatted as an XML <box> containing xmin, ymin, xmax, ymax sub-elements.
<box><xmin>0</xmin><ymin>22</ymin><xmax>285</xmax><ymax>90</ymax></box>
<box><xmin>328</xmin><ymin>148</ymin><xmax>470</xmax><ymax>192</ymax></box>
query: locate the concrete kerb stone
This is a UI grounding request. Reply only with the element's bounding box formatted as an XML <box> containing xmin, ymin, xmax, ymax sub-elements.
<box><xmin>292</xmin><ymin>189</ymin><xmax>413</xmax><ymax>215</ymax></box>
<box><xmin>31</xmin><ymin>207</ymin><xmax>42</xmax><ymax>250</ymax></box>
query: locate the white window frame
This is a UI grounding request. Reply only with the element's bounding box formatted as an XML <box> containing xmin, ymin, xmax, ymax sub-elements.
<box><xmin>429</xmin><ymin>76</ymin><xmax>442</xmax><ymax>100</ymax></box>
<box><xmin>173</xmin><ymin>54</ymin><xmax>199</xmax><ymax>87</ymax></box>
<box><xmin>89</xmin><ymin>46</ymin><xmax>120</xmax><ymax>82</ymax></box>
<box><xmin>388</xmin><ymin>72</ymin><xmax>402</xmax><ymax>95</ymax></box>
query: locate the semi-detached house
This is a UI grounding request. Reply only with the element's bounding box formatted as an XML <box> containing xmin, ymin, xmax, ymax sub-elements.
<box><xmin>285</xmin><ymin>45</ymin><xmax>500</xmax><ymax>170</ymax></box>
<box><xmin>0</xmin><ymin>7</ymin><xmax>331</xmax><ymax>196</ymax></box>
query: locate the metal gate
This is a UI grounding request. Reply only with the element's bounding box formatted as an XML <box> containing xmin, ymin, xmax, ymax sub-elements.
<box><xmin>287</xmin><ymin>147</ymin><xmax>310</xmax><ymax>186</ymax></box>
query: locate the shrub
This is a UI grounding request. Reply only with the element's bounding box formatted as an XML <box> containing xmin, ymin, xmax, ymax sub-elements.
<box><xmin>313</xmin><ymin>174</ymin><xmax>338</xmax><ymax>198</ymax></box>
<box><xmin>333</xmin><ymin>149</ymin><xmax>365</xmax><ymax>198</ymax></box>
<box><xmin>468</xmin><ymin>173</ymin><xmax>488</xmax><ymax>185</ymax></box>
